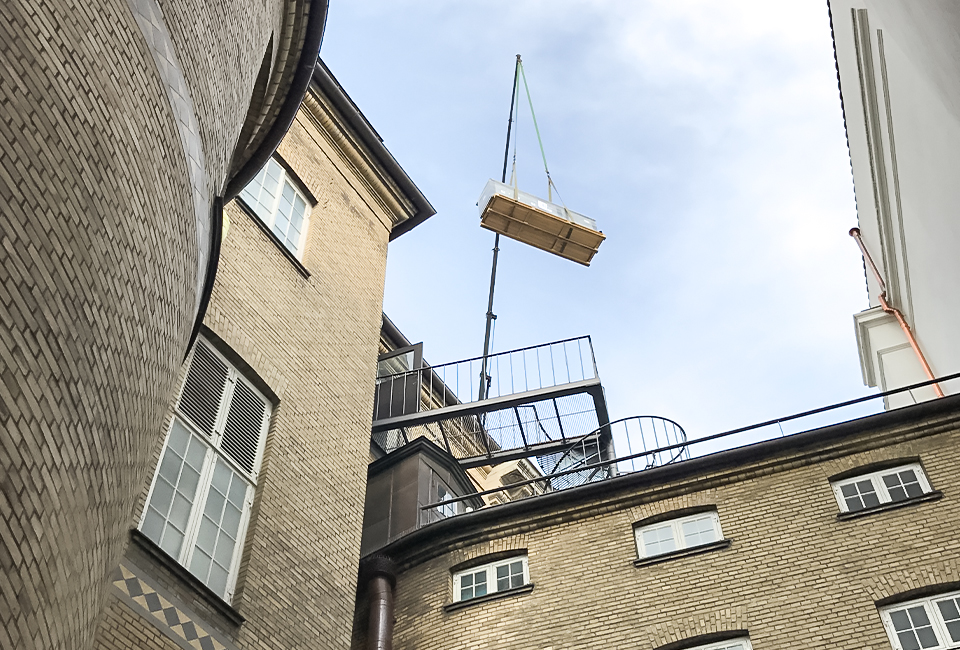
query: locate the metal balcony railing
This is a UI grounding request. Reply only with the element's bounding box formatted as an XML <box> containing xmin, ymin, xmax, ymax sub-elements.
<box><xmin>416</xmin><ymin>372</ymin><xmax>960</xmax><ymax>525</ymax></box>
<box><xmin>372</xmin><ymin>336</ymin><xmax>598</xmax><ymax>421</ymax></box>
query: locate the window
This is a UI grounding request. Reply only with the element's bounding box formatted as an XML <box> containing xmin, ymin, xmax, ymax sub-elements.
<box><xmin>880</xmin><ymin>590</ymin><xmax>960</xmax><ymax>649</ymax></box>
<box><xmin>831</xmin><ymin>463</ymin><xmax>933</xmax><ymax>513</ymax></box>
<box><xmin>435</xmin><ymin>483</ymin><xmax>457</xmax><ymax>519</ymax></box>
<box><xmin>686</xmin><ymin>640</ymin><xmax>752</xmax><ymax>650</ymax></box>
<box><xmin>139</xmin><ymin>339</ymin><xmax>271</xmax><ymax>602</ymax></box>
<box><xmin>239</xmin><ymin>157</ymin><xmax>311</xmax><ymax>257</ymax></box>
<box><xmin>635</xmin><ymin>511</ymin><xmax>723</xmax><ymax>559</ymax></box>
<box><xmin>453</xmin><ymin>556</ymin><xmax>529</xmax><ymax>602</ymax></box>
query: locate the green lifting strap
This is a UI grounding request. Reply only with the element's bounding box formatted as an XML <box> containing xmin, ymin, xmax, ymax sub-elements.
<box><xmin>518</xmin><ymin>60</ymin><xmax>554</xmax><ymax>201</ymax></box>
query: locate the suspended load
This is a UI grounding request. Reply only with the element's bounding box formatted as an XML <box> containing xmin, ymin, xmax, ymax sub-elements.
<box><xmin>479</xmin><ymin>179</ymin><xmax>605</xmax><ymax>266</ymax></box>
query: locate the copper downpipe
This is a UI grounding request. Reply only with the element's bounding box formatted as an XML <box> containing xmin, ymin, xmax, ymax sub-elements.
<box><xmin>361</xmin><ymin>555</ymin><xmax>397</xmax><ymax>650</ymax></box>
<box><xmin>849</xmin><ymin>228</ymin><xmax>944</xmax><ymax>398</ymax></box>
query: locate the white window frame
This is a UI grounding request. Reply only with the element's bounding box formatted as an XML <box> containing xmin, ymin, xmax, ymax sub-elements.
<box><xmin>880</xmin><ymin>590</ymin><xmax>960</xmax><ymax>650</ymax></box>
<box><xmin>452</xmin><ymin>556</ymin><xmax>529</xmax><ymax>603</ymax></box>
<box><xmin>239</xmin><ymin>157</ymin><xmax>311</xmax><ymax>258</ymax></box>
<box><xmin>831</xmin><ymin>463</ymin><xmax>932</xmax><ymax>513</ymax></box>
<box><xmin>683</xmin><ymin>639</ymin><xmax>753</xmax><ymax>650</ymax></box>
<box><xmin>635</xmin><ymin>511</ymin><xmax>723</xmax><ymax>559</ymax></box>
<box><xmin>138</xmin><ymin>340</ymin><xmax>271</xmax><ymax>603</ymax></box>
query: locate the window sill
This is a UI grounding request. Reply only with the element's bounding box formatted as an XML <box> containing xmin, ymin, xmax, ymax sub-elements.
<box><xmin>634</xmin><ymin>539</ymin><xmax>732</xmax><ymax>568</ymax></box>
<box><xmin>837</xmin><ymin>490</ymin><xmax>943</xmax><ymax>521</ymax></box>
<box><xmin>129</xmin><ymin>529</ymin><xmax>245</xmax><ymax>627</ymax></box>
<box><xmin>443</xmin><ymin>583</ymin><xmax>535</xmax><ymax>613</ymax></box>
<box><xmin>234</xmin><ymin>199</ymin><xmax>311</xmax><ymax>279</ymax></box>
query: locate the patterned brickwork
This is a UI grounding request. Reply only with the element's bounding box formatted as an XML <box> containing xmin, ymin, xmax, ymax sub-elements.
<box><xmin>380</xmin><ymin>412</ymin><xmax>960</xmax><ymax>650</ymax></box>
<box><xmin>0</xmin><ymin>1</ymin><xmax>308</xmax><ymax>648</ymax></box>
<box><xmin>90</xmin><ymin>83</ymin><xmax>411</xmax><ymax>650</ymax></box>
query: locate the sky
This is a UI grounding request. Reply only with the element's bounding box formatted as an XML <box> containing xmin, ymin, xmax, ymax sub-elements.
<box><xmin>320</xmin><ymin>0</ymin><xmax>879</xmax><ymax>451</ymax></box>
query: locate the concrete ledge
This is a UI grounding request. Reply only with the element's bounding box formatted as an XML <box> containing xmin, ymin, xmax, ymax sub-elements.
<box><xmin>129</xmin><ymin>529</ymin><xmax>245</xmax><ymax>627</ymax></box>
<box><xmin>836</xmin><ymin>491</ymin><xmax>944</xmax><ymax>521</ymax></box>
<box><xmin>442</xmin><ymin>584</ymin><xmax>535</xmax><ymax>613</ymax></box>
<box><xmin>633</xmin><ymin>539</ymin><xmax>732</xmax><ymax>568</ymax></box>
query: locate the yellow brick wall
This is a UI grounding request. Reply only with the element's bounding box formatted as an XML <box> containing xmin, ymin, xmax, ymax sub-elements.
<box><xmin>383</xmin><ymin>416</ymin><xmax>960</xmax><ymax>650</ymax></box>
<box><xmin>90</xmin><ymin>89</ymin><xmax>401</xmax><ymax>649</ymax></box>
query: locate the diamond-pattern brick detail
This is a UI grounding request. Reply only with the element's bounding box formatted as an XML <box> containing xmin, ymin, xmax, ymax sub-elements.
<box><xmin>110</xmin><ymin>564</ymin><xmax>231</xmax><ymax>650</ymax></box>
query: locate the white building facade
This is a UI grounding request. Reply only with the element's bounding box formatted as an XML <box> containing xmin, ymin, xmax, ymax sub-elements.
<box><xmin>830</xmin><ymin>1</ymin><xmax>960</xmax><ymax>407</ymax></box>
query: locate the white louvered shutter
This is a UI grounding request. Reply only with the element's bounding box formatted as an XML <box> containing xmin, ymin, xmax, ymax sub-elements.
<box><xmin>178</xmin><ymin>342</ymin><xmax>230</xmax><ymax>436</ymax></box>
<box><xmin>220</xmin><ymin>378</ymin><xmax>270</xmax><ymax>477</ymax></box>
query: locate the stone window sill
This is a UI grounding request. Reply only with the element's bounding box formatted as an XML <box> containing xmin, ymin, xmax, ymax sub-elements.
<box><xmin>234</xmin><ymin>199</ymin><xmax>311</xmax><ymax>279</ymax></box>
<box><xmin>634</xmin><ymin>539</ymin><xmax>732</xmax><ymax>568</ymax></box>
<box><xmin>837</xmin><ymin>491</ymin><xmax>943</xmax><ymax>521</ymax></box>
<box><xmin>443</xmin><ymin>584</ymin><xmax>535</xmax><ymax>613</ymax></box>
<box><xmin>129</xmin><ymin>529</ymin><xmax>245</xmax><ymax>627</ymax></box>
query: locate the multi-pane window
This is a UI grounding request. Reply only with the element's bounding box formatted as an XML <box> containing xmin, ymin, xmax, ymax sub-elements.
<box><xmin>684</xmin><ymin>639</ymin><xmax>752</xmax><ymax>650</ymax></box>
<box><xmin>239</xmin><ymin>158</ymin><xmax>311</xmax><ymax>258</ymax></box>
<box><xmin>139</xmin><ymin>339</ymin><xmax>271</xmax><ymax>602</ymax></box>
<box><xmin>831</xmin><ymin>463</ymin><xmax>933</xmax><ymax>513</ymax></box>
<box><xmin>635</xmin><ymin>511</ymin><xmax>723</xmax><ymax>559</ymax></box>
<box><xmin>453</xmin><ymin>556</ymin><xmax>529</xmax><ymax>603</ymax></box>
<box><xmin>880</xmin><ymin>590</ymin><xmax>960</xmax><ymax>649</ymax></box>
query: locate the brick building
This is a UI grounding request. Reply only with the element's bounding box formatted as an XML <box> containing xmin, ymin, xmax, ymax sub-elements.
<box><xmin>352</xmin><ymin>387</ymin><xmax>960</xmax><ymax>650</ymax></box>
<box><xmin>1</xmin><ymin>1</ymin><xmax>328</xmax><ymax>647</ymax></box>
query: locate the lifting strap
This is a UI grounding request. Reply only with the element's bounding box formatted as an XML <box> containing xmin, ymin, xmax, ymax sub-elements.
<box><xmin>517</xmin><ymin>59</ymin><xmax>565</xmax><ymax>207</ymax></box>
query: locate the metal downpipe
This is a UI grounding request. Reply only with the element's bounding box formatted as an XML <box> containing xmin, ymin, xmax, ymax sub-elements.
<box><xmin>849</xmin><ymin>228</ymin><xmax>944</xmax><ymax>398</ymax></box>
<box><xmin>361</xmin><ymin>554</ymin><xmax>397</xmax><ymax>650</ymax></box>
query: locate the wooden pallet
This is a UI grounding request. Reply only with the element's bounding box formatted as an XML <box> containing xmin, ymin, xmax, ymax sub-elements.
<box><xmin>480</xmin><ymin>194</ymin><xmax>605</xmax><ymax>266</ymax></box>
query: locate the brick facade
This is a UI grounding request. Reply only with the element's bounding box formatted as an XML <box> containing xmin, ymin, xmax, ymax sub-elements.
<box><xmin>88</xmin><ymin>65</ymin><xmax>432</xmax><ymax>650</ymax></box>
<box><xmin>0</xmin><ymin>2</ymin><xmax>324</xmax><ymax>647</ymax></box>
<box><xmin>363</xmin><ymin>397</ymin><xmax>960</xmax><ymax>650</ymax></box>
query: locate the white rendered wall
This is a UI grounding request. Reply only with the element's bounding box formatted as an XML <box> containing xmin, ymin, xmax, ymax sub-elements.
<box><xmin>831</xmin><ymin>1</ymin><xmax>960</xmax><ymax>404</ymax></box>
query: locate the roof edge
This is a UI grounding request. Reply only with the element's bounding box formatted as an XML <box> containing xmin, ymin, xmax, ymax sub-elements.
<box><xmin>312</xmin><ymin>59</ymin><xmax>436</xmax><ymax>239</ymax></box>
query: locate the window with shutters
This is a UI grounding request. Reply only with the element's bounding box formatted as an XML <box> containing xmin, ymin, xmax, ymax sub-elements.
<box><xmin>238</xmin><ymin>157</ymin><xmax>311</xmax><ymax>258</ymax></box>
<box><xmin>139</xmin><ymin>338</ymin><xmax>271</xmax><ymax>602</ymax></box>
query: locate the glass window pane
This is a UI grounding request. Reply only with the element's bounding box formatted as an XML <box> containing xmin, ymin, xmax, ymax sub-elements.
<box><xmin>938</xmin><ymin>598</ymin><xmax>960</xmax><ymax>642</ymax></box>
<box><xmin>189</xmin><ymin>549</ymin><xmax>212</xmax><ymax>581</ymax></box>
<box><xmin>150</xmin><ymin>478</ymin><xmax>176</xmax><ymax>513</ymax></box>
<box><xmin>214</xmin><ymin>530</ymin><xmax>237</xmax><ymax>566</ymax></box>
<box><xmin>168</xmin><ymin>493</ymin><xmax>193</xmax><ymax>531</ymax></box>
<box><xmin>682</xmin><ymin>515</ymin><xmax>717</xmax><ymax>547</ymax></box>
<box><xmin>227</xmin><ymin>477</ymin><xmax>247</xmax><ymax>508</ymax></box>
<box><xmin>204</xmin><ymin>488</ymin><xmax>225</xmax><ymax>521</ymax></box>
<box><xmin>207</xmin><ymin>563</ymin><xmax>229</xmax><ymax>597</ymax></box>
<box><xmin>221</xmin><ymin>502</ymin><xmax>243</xmax><ymax>538</ymax></box>
<box><xmin>185</xmin><ymin>435</ymin><xmax>207</xmax><ymax>471</ymax></box>
<box><xmin>196</xmin><ymin>516</ymin><xmax>218</xmax><ymax>554</ymax></box>
<box><xmin>168</xmin><ymin>419</ymin><xmax>191</xmax><ymax>454</ymax></box>
<box><xmin>159</xmin><ymin>526</ymin><xmax>184</xmax><ymax>558</ymax></box>
<box><xmin>641</xmin><ymin>525</ymin><xmax>676</xmax><ymax>556</ymax></box>
<box><xmin>211</xmin><ymin>460</ymin><xmax>232</xmax><ymax>493</ymax></box>
<box><xmin>141</xmin><ymin>509</ymin><xmax>164</xmax><ymax>543</ymax></box>
<box><xmin>889</xmin><ymin>605</ymin><xmax>939</xmax><ymax>650</ymax></box>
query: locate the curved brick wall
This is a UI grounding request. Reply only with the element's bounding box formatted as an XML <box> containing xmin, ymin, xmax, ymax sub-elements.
<box><xmin>0</xmin><ymin>0</ymin><xmax>322</xmax><ymax>647</ymax></box>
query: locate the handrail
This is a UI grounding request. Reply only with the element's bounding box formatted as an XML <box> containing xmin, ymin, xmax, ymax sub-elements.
<box><xmin>420</xmin><ymin>370</ymin><xmax>960</xmax><ymax>512</ymax></box>
<box><xmin>379</xmin><ymin>335</ymin><xmax>595</xmax><ymax>380</ymax></box>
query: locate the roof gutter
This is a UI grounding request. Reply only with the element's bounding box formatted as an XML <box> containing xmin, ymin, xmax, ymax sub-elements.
<box><xmin>312</xmin><ymin>60</ymin><xmax>436</xmax><ymax>240</ymax></box>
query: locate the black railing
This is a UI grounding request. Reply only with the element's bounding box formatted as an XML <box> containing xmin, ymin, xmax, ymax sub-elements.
<box><xmin>418</xmin><ymin>372</ymin><xmax>960</xmax><ymax>521</ymax></box>
<box><xmin>373</xmin><ymin>336</ymin><xmax>598</xmax><ymax>421</ymax></box>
